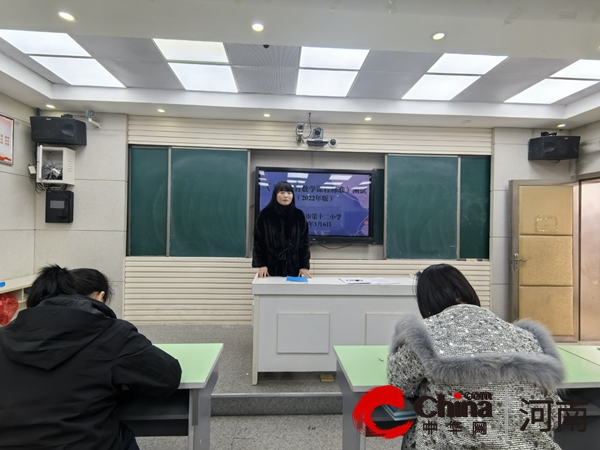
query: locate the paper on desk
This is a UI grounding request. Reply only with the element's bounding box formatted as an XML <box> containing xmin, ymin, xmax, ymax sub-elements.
<box><xmin>339</xmin><ymin>278</ymin><xmax>371</xmax><ymax>284</ymax></box>
<box><xmin>339</xmin><ymin>277</ymin><xmax>403</xmax><ymax>285</ymax></box>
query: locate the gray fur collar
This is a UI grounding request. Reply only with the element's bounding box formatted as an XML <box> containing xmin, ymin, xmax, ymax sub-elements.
<box><xmin>389</xmin><ymin>312</ymin><xmax>564</xmax><ymax>391</ymax></box>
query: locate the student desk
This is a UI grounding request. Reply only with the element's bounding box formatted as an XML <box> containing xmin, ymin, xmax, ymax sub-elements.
<box><xmin>117</xmin><ymin>343</ymin><xmax>223</xmax><ymax>450</ymax></box>
<box><xmin>334</xmin><ymin>345</ymin><xmax>600</xmax><ymax>450</ymax></box>
<box><xmin>251</xmin><ymin>277</ymin><xmax>418</xmax><ymax>385</ymax></box>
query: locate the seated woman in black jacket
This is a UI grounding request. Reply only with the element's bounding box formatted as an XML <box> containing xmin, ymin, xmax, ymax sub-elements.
<box><xmin>252</xmin><ymin>181</ymin><xmax>311</xmax><ymax>278</ymax></box>
<box><xmin>0</xmin><ymin>265</ymin><xmax>182</xmax><ymax>450</ymax></box>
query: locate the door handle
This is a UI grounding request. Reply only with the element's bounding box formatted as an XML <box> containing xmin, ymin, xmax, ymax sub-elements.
<box><xmin>511</xmin><ymin>253</ymin><xmax>528</xmax><ymax>272</ymax></box>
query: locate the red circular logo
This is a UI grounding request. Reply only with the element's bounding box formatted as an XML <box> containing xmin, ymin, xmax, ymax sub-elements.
<box><xmin>352</xmin><ymin>385</ymin><xmax>415</xmax><ymax>439</ymax></box>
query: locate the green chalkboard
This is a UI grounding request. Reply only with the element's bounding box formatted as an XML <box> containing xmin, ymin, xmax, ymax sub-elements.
<box><xmin>386</xmin><ymin>155</ymin><xmax>458</xmax><ymax>259</ymax></box>
<box><xmin>460</xmin><ymin>156</ymin><xmax>490</xmax><ymax>259</ymax></box>
<box><xmin>169</xmin><ymin>148</ymin><xmax>247</xmax><ymax>257</ymax></box>
<box><xmin>129</xmin><ymin>147</ymin><xmax>168</xmax><ymax>256</ymax></box>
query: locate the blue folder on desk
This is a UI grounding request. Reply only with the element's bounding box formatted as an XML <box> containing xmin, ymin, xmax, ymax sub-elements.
<box><xmin>286</xmin><ymin>276</ymin><xmax>308</xmax><ymax>282</ymax></box>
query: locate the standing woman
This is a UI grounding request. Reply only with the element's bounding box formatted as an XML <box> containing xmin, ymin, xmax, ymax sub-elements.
<box><xmin>387</xmin><ymin>264</ymin><xmax>564</xmax><ymax>449</ymax></box>
<box><xmin>253</xmin><ymin>181</ymin><xmax>311</xmax><ymax>278</ymax></box>
<box><xmin>0</xmin><ymin>265</ymin><xmax>181</xmax><ymax>450</ymax></box>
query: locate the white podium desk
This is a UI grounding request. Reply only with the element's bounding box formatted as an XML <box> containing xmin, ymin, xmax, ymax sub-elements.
<box><xmin>251</xmin><ymin>276</ymin><xmax>418</xmax><ymax>385</ymax></box>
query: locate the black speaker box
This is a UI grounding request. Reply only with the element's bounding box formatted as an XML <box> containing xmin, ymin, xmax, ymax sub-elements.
<box><xmin>30</xmin><ymin>116</ymin><xmax>87</xmax><ymax>146</ymax></box>
<box><xmin>528</xmin><ymin>135</ymin><xmax>579</xmax><ymax>160</ymax></box>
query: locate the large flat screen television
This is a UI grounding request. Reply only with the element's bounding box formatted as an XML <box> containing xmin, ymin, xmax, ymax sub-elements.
<box><xmin>255</xmin><ymin>167</ymin><xmax>373</xmax><ymax>244</ymax></box>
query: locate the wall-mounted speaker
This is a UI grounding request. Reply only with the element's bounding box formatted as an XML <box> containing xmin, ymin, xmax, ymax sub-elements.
<box><xmin>30</xmin><ymin>116</ymin><xmax>87</xmax><ymax>146</ymax></box>
<box><xmin>528</xmin><ymin>135</ymin><xmax>580</xmax><ymax>160</ymax></box>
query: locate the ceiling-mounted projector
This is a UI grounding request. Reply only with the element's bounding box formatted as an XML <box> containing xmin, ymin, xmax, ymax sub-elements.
<box><xmin>306</xmin><ymin>138</ymin><xmax>329</xmax><ymax>147</ymax></box>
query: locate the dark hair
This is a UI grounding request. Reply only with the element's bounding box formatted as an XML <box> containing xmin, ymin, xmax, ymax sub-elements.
<box><xmin>70</xmin><ymin>268</ymin><xmax>113</xmax><ymax>304</ymax></box>
<box><xmin>415</xmin><ymin>263</ymin><xmax>480</xmax><ymax>318</ymax></box>
<box><xmin>27</xmin><ymin>265</ymin><xmax>77</xmax><ymax>308</ymax></box>
<box><xmin>266</xmin><ymin>181</ymin><xmax>296</xmax><ymax>209</ymax></box>
<box><xmin>27</xmin><ymin>265</ymin><xmax>113</xmax><ymax>308</ymax></box>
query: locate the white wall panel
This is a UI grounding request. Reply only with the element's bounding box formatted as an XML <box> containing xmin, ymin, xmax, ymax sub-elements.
<box><xmin>128</xmin><ymin>116</ymin><xmax>492</xmax><ymax>155</ymax></box>
<box><xmin>124</xmin><ymin>257</ymin><xmax>490</xmax><ymax>324</ymax></box>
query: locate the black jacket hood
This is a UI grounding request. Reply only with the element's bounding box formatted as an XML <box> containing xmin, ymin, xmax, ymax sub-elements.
<box><xmin>0</xmin><ymin>295</ymin><xmax>116</xmax><ymax>370</ymax></box>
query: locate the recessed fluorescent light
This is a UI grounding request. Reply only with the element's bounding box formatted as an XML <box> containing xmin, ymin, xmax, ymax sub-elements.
<box><xmin>0</xmin><ymin>29</ymin><xmax>89</xmax><ymax>56</ymax></box>
<box><xmin>402</xmin><ymin>74</ymin><xmax>480</xmax><ymax>100</ymax></box>
<box><xmin>296</xmin><ymin>69</ymin><xmax>358</xmax><ymax>97</ymax></box>
<box><xmin>428</xmin><ymin>53</ymin><xmax>507</xmax><ymax>75</ymax></box>
<box><xmin>157</xmin><ymin>109</ymin><xmax>165</xmax><ymax>113</ymax></box>
<box><xmin>364</xmin><ymin>117</ymin><xmax>372</xmax><ymax>121</ymax></box>
<box><xmin>31</xmin><ymin>56</ymin><xmax>124</xmax><ymax>87</ymax></box>
<box><xmin>263</xmin><ymin>113</ymin><xmax>270</xmax><ymax>117</ymax></box>
<box><xmin>46</xmin><ymin>104</ymin><xmax>56</xmax><ymax>109</ymax></box>
<box><xmin>169</xmin><ymin>63</ymin><xmax>237</xmax><ymax>92</ymax></box>
<box><xmin>329</xmin><ymin>175</ymin><xmax>352</xmax><ymax>181</ymax></box>
<box><xmin>432</xmin><ymin>32</ymin><xmax>445</xmax><ymax>40</ymax></box>
<box><xmin>288</xmin><ymin>172</ymin><xmax>309</xmax><ymax>179</ymax></box>
<box><xmin>153</xmin><ymin>39</ymin><xmax>229</xmax><ymax>63</ymax></box>
<box><xmin>252</xmin><ymin>23</ymin><xmax>264</xmax><ymax>32</ymax></box>
<box><xmin>556</xmin><ymin>123</ymin><xmax>566</xmax><ymax>128</ymax></box>
<box><xmin>551</xmin><ymin>60</ymin><xmax>600</xmax><ymax>80</ymax></box>
<box><xmin>58</xmin><ymin>11</ymin><xmax>75</xmax><ymax>21</ymax></box>
<box><xmin>300</xmin><ymin>47</ymin><xmax>369</xmax><ymax>70</ymax></box>
<box><xmin>505</xmin><ymin>79</ymin><xmax>598</xmax><ymax>104</ymax></box>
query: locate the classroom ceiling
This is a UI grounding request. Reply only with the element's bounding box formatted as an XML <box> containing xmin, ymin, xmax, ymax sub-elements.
<box><xmin>0</xmin><ymin>0</ymin><xmax>600</xmax><ymax>129</ymax></box>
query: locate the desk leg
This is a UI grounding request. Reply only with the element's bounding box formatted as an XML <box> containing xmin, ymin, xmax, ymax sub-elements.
<box><xmin>252</xmin><ymin>297</ymin><xmax>259</xmax><ymax>385</ymax></box>
<box><xmin>189</xmin><ymin>364</ymin><xmax>218</xmax><ymax>450</ymax></box>
<box><xmin>337</xmin><ymin>362</ymin><xmax>366</xmax><ymax>450</ymax></box>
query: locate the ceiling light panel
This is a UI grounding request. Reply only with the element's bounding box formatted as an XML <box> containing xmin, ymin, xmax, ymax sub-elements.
<box><xmin>0</xmin><ymin>29</ymin><xmax>89</xmax><ymax>56</ymax></box>
<box><xmin>402</xmin><ymin>74</ymin><xmax>480</xmax><ymax>100</ymax></box>
<box><xmin>296</xmin><ymin>69</ymin><xmax>358</xmax><ymax>97</ymax></box>
<box><xmin>505</xmin><ymin>79</ymin><xmax>598</xmax><ymax>104</ymax></box>
<box><xmin>169</xmin><ymin>63</ymin><xmax>237</xmax><ymax>92</ymax></box>
<box><xmin>428</xmin><ymin>53</ymin><xmax>507</xmax><ymax>75</ymax></box>
<box><xmin>31</xmin><ymin>56</ymin><xmax>124</xmax><ymax>87</ymax></box>
<box><xmin>300</xmin><ymin>47</ymin><xmax>369</xmax><ymax>70</ymax></box>
<box><xmin>551</xmin><ymin>59</ymin><xmax>600</xmax><ymax>80</ymax></box>
<box><xmin>154</xmin><ymin>39</ymin><xmax>229</xmax><ymax>63</ymax></box>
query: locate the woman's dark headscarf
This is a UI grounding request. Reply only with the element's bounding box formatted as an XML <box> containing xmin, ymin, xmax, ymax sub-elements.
<box><xmin>266</xmin><ymin>181</ymin><xmax>296</xmax><ymax>213</ymax></box>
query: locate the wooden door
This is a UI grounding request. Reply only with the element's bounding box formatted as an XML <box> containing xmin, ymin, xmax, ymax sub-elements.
<box><xmin>509</xmin><ymin>181</ymin><xmax>579</xmax><ymax>341</ymax></box>
<box><xmin>580</xmin><ymin>179</ymin><xmax>600</xmax><ymax>341</ymax></box>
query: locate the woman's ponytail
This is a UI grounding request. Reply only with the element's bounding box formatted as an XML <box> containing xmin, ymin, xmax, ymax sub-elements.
<box><xmin>27</xmin><ymin>265</ymin><xmax>78</xmax><ymax>308</ymax></box>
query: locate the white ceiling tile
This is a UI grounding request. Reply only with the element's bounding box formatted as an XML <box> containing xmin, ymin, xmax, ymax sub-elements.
<box><xmin>505</xmin><ymin>79</ymin><xmax>599</xmax><ymax>104</ymax></box>
<box><xmin>169</xmin><ymin>63</ymin><xmax>237</xmax><ymax>92</ymax></box>
<box><xmin>231</xmin><ymin>66</ymin><xmax>297</xmax><ymax>94</ymax></box>
<box><xmin>30</xmin><ymin>56</ymin><xmax>124</xmax><ymax>87</ymax></box>
<box><xmin>300</xmin><ymin>47</ymin><xmax>369</xmax><ymax>70</ymax></box>
<box><xmin>428</xmin><ymin>53</ymin><xmax>507</xmax><ymax>75</ymax></box>
<box><xmin>403</xmin><ymin>74</ymin><xmax>480</xmax><ymax>100</ymax></box>
<box><xmin>296</xmin><ymin>69</ymin><xmax>358</xmax><ymax>97</ymax></box>
<box><xmin>154</xmin><ymin>39</ymin><xmax>228</xmax><ymax>63</ymax></box>
<box><xmin>0</xmin><ymin>29</ymin><xmax>89</xmax><ymax>56</ymax></box>
<box><xmin>226</xmin><ymin>44</ymin><xmax>299</xmax><ymax>67</ymax></box>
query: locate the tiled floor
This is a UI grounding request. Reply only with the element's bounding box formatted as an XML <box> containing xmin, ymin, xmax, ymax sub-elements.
<box><xmin>137</xmin><ymin>415</ymin><xmax>402</xmax><ymax>450</ymax></box>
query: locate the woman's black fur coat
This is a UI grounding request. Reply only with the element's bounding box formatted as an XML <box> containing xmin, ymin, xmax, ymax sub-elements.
<box><xmin>252</xmin><ymin>189</ymin><xmax>311</xmax><ymax>277</ymax></box>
